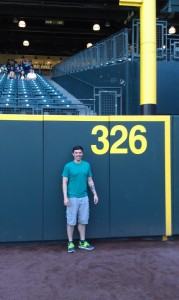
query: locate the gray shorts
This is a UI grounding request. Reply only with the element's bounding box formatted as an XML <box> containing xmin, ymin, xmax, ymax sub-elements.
<box><xmin>66</xmin><ymin>196</ymin><xmax>89</xmax><ymax>226</ymax></box>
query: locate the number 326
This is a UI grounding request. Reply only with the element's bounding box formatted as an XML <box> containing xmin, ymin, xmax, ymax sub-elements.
<box><xmin>91</xmin><ymin>125</ymin><xmax>147</xmax><ymax>155</ymax></box>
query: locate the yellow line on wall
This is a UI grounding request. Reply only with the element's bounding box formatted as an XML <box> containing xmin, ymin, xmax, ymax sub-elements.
<box><xmin>164</xmin><ymin>116</ymin><xmax>172</xmax><ymax>236</ymax></box>
<box><xmin>0</xmin><ymin>114</ymin><xmax>170</xmax><ymax>123</ymax></box>
<box><xmin>0</xmin><ymin>114</ymin><xmax>43</xmax><ymax>121</ymax></box>
<box><xmin>110</xmin><ymin>115</ymin><xmax>170</xmax><ymax>122</ymax></box>
<box><xmin>0</xmin><ymin>115</ymin><xmax>109</xmax><ymax>122</ymax></box>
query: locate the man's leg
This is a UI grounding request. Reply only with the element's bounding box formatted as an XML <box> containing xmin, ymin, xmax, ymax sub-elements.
<box><xmin>67</xmin><ymin>224</ymin><xmax>75</xmax><ymax>242</ymax></box>
<box><xmin>77</xmin><ymin>197</ymin><xmax>94</xmax><ymax>250</ymax></box>
<box><xmin>78</xmin><ymin>223</ymin><xmax>94</xmax><ymax>250</ymax></box>
<box><xmin>66</xmin><ymin>198</ymin><xmax>78</xmax><ymax>243</ymax></box>
<box><xmin>78</xmin><ymin>223</ymin><xmax>86</xmax><ymax>241</ymax></box>
<box><xmin>78</xmin><ymin>197</ymin><xmax>89</xmax><ymax>241</ymax></box>
<box><xmin>67</xmin><ymin>224</ymin><xmax>75</xmax><ymax>253</ymax></box>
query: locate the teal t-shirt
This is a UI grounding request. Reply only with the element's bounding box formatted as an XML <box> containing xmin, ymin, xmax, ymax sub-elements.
<box><xmin>62</xmin><ymin>160</ymin><xmax>92</xmax><ymax>198</ymax></box>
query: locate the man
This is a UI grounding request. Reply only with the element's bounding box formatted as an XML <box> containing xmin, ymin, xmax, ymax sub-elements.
<box><xmin>26</xmin><ymin>68</ymin><xmax>37</xmax><ymax>80</ymax></box>
<box><xmin>62</xmin><ymin>145</ymin><xmax>98</xmax><ymax>253</ymax></box>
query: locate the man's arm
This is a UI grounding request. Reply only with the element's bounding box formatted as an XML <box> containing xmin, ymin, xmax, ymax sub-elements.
<box><xmin>62</xmin><ymin>177</ymin><xmax>70</xmax><ymax>206</ymax></box>
<box><xmin>88</xmin><ymin>177</ymin><xmax>99</xmax><ymax>204</ymax></box>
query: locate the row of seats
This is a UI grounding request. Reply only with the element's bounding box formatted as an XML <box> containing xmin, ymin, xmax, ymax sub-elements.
<box><xmin>0</xmin><ymin>73</ymin><xmax>72</xmax><ymax>110</ymax></box>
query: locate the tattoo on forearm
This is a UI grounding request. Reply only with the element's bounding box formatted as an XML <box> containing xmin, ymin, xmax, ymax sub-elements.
<box><xmin>89</xmin><ymin>183</ymin><xmax>96</xmax><ymax>195</ymax></box>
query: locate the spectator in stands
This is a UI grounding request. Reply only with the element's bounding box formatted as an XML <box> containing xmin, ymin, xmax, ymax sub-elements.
<box><xmin>6</xmin><ymin>58</ymin><xmax>15</xmax><ymax>73</ymax></box>
<box><xmin>7</xmin><ymin>67</ymin><xmax>16</xmax><ymax>79</ymax></box>
<box><xmin>23</xmin><ymin>60</ymin><xmax>31</xmax><ymax>75</ymax></box>
<box><xmin>0</xmin><ymin>65</ymin><xmax>8</xmax><ymax>73</ymax></box>
<box><xmin>26</xmin><ymin>68</ymin><xmax>37</xmax><ymax>80</ymax></box>
<box><xmin>14</xmin><ymin>61</ymin><xmax>18</xmax><ymax>69</ymax></box>
<box><xmin>19</xmin><ymin>70</ymin><xmax>26</xmax><ymax>80</ymax></box>
<box><xmin>15</xmin><ymin>64</ymin><xmax>23</xmax><ymax>79</ymax></box>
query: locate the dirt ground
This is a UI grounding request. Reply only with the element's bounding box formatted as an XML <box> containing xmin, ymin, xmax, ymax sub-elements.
<box><xmin>1</xmin><ymin>239</ymin><xmax>179</xmax><ymax>300</ymax></box>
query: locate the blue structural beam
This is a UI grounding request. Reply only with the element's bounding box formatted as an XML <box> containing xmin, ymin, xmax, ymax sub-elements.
<box><xmin>161</xmin><ymin>0</ymin><xmax>179</xmax><ymax>13</ymax></box>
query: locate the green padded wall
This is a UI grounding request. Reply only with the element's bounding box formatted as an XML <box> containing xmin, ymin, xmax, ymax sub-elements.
<box><xmin>0</xmin><ymin>116</ymin><xmax>43</xmax><ymax>242</ymax></box>
<box><xmin>0</xmin><ymin>115</ymin><xmax>172</xmax><ymax>242</ymax></box>
<box><xmin>43</xmin><ymin>116</ymin><xmax>110</xmax><ymax>240</ymax></box>
<box><xmin>109</xmin><ymin>117</ymin><xmax>168</xmax><ymax>237</ymax></box>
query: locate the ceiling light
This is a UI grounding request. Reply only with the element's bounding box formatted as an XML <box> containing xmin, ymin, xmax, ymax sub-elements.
<box><xmin>105</xmin><ymin>21</ymin><xmax>110</xmax><ymax>28</ymax></box>
<box><xmin>93</xmin><ymin>24</ymin><xmax>100</xmax><ymax>31</ymax></box>
<box><xmin>18</xmin><ymin>20</ymin><xmax>26</xmax><ymax>28</ymax></box>
<box><xmin>23</xmin><ymin>40</ymin><xmax>29</xmax><ymax>46</ymax></box>
<box><xmin>168</xmin><ymin>26</ymin><xmax>176</xmax><ymax>34</ymax></box>
<box><xmin>13</xmin><ymin>17</ymin><xmax>18</xmax><ymax>24</ymax></box>
<box><xmin>87</xmin><ymin>43</ymin><xmax>93</xmax><ymax>48</ymax></box>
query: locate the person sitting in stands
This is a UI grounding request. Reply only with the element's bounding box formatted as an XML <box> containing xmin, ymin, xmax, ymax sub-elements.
<box><xmin>19</xmin><ymin>70</ymin><xmax>26</xmax><ymax>80</ymax></box>
<box><xmin>23</xmin><ymin>59</ymin><xmax>31</xmax><ymax>75</ymax></box>
<box><xmin>26</xmin><ymin>68</ymin><xmax>37</xmax><ymax>80</ymax></box>
<box><xmin>15</xmin><ymin>64</ymin><xmax>23</xmax><ymax>79</ymax></box>
<box><xmin>7</xmin><ymin>67</ymin><xmax>16</xmax><ymax>79</ymax></box>
<box><xmin>0</xmin><ymin>64</ymin><xmax>8</xmax><ymax>73</ymax></box>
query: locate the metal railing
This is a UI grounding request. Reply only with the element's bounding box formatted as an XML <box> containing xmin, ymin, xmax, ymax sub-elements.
<box><xmin>168</xmin><ymin>35</ymin><xmax>179</xmax><ymax>60</ymax></box>
<box><xmin>53</xmin><ymin>29</ymin><xmax>129</xmax><ymax>75</ymax></box>
<box><xmin>132</xmin><ymin>19</ymin><xmax>168</xmax><ymax>60</ymax></box>
<box><xmin>0</xmin><ymin>100</ymin><xmax>95</xmax><ymax>115</ymax></box>
<box><xmin>52</xmin><ymin>20</ymin><xmax>179</xmax><ymax>76</ymax></box>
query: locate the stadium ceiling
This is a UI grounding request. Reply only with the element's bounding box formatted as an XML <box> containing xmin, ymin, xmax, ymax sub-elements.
<box><xmin>0</xmin><ymin>0</ymin><xmax>178</xmax><ymax>57</ymax></box>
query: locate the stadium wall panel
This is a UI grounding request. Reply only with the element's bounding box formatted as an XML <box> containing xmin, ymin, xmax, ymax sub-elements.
<box><xmin>0</xmin><ymin>115</ymin><xmax>173</xmax><ymax>242</ymax></box>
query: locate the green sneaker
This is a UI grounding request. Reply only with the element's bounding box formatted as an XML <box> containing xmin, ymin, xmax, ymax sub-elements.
<box><xmin>68</xmin><ymin>242</ymin><xmax>75</xmax><ymax>253</ymax></box>
<box><xmin>78</xmin><ymin>240</ymin><xmax>94</xmax><ymax>251</ymax></box>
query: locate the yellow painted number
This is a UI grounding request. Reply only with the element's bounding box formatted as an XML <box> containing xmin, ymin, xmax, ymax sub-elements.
<box><xmin>91</xmin><ymin>125</ymin><xmax>109</xmax><ymax>155</ymax></box>
<box><xmin>129</xmin><ymin>125</ymin><xmax>147</xmax><ymax>154</ymax></box>
<box><xmin>91</xmin><ymin>124</ymin><xmax>147</xmax><ymax>155</ymax></box>
<box><xmin>110</xmin><ymin>125</ymin><xmax>128</xmax><ymax>154</ymax></box>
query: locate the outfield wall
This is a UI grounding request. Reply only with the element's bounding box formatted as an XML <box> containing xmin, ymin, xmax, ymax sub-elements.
<box><xmin>0</xmin><ymin>115</ymin><xmax>178</xmax><ymax>242</ymax></box>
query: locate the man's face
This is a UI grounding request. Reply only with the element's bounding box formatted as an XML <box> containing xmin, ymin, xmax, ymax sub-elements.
<box><xmin>73</xmin><ymin>149</ymin><xmax>83</xmax><ymax>162</ymax></box>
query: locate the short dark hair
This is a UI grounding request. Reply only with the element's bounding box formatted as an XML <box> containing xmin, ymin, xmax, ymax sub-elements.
<box><xmin>72</xmin><ymin>145</ymin><xmax>83</xmax><ymax>153</ymax></box>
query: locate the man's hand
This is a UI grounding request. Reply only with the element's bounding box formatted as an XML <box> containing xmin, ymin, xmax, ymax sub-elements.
<box><xmin>64</xmin><ymin>197</ymin><xmax>70</xmax><ymax>206</ymax></box>
<box><xmin>94</xmin><ymin>194</ymin><xmax>98</xmax><ymax>205</ymax></box>
<box><xmin>88</xmin><ymin>177</ymin><xmax>99</xmax><ymax>204</ymax></box>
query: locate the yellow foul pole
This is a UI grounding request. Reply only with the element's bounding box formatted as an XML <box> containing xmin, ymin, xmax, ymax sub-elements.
<box><xmin>119</xmin><ymin>0</ymin><xmax>157</xmax><ymax>114</ymax></box>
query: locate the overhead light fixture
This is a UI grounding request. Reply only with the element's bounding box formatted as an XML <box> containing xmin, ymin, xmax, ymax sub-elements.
<box><xmin>87</xmin><ymin>43</ymin><xmax>93</xmax><ymax>48</ymax></box>
<box><xmin>93</xmin><ymin>24</ymin><xmax>100</xmax><ymax>31</ymax></box>
<box><xmin>168</xmin><ymin>26</ymin><xmax>176</xmax><ymax>34</ymax></box>
<box><xmin>18</xmin><ymin>20</ymin><xmax>26</xmax><ymax>28</ymax></box>
<box><xmin>105</xmin><ymin>21</ymin><xmax>110</xmax><ymax>28</ymax></box>
<box><xmin>13</xmin><ymin>17</ymin><xmax>18</xmax><ymax>24</ymax></box>
<box><xmin>23</xmin><ymin>40</ymin><xmax>29</xmax><ymax>46</ymax></box>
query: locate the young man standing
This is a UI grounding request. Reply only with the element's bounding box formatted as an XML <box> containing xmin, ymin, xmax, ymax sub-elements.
<box><xmin>62</xmin><ymin>145</ymin><xmax>98</xmax><ymax>253</ymax></box>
